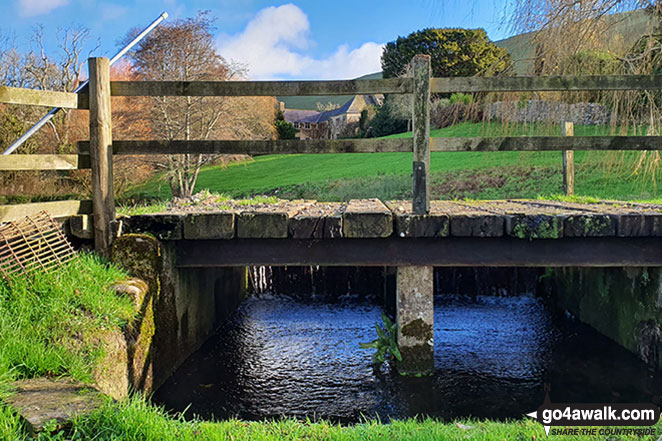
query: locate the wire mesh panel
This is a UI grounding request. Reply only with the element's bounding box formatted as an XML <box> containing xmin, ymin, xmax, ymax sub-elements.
<box><xmin>0</xmin><ymin>211</ymin><xmax>76</xmax><ymax>280</ymax></box>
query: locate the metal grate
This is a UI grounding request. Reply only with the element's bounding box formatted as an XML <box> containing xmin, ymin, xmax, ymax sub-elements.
<box><xmin>0</xmin><ymin>211</ymin><xmax>76</xmax><ymax>280</ymax></box>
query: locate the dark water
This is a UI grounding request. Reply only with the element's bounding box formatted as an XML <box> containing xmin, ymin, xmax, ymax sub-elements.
<box><xmin>153</xmin><ymin>293</ymin><xmax>662</xmax><ymax>423</ymax></box>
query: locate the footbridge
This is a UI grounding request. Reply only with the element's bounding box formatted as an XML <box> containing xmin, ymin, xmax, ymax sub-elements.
<box><xmin>2</xmin><ymin>55</ymin><xmax>662</xmax><ymax>375</ymax></box>
<box><xmin>103</xmin><ymin>198</ymin><xmax>662</xmax><ymax>268</ymax></box>
<box><xmin>99</xmin><ymin>197</ymin><xmax>662</xmax><ymax>375</ymax></box>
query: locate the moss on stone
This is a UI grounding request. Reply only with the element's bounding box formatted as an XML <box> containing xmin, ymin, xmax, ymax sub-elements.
<box><xmin>511</xmin><ymin>216</ymin><xmax>562</xmax><ymax>240</ymax></box>
<box><xmin>6</xmin><ymin>378</ymin><xmax>106</xmax><ymax>435</ymax></box>
<box><xmin>440</xmin><ymin>220</ymin><xmax>450</xmax><ymax>237</ymax></box>
<box><xmin>111</xmin><ymin>234</ymin><xmax>162</xmax><ymax>285</ymax></box>
<box><xmin>110</xmin><ymin>235</ymin><xmax>164</xmax><ymax>395</ymax></box>
<box><xmin>401</xmin><ymin>318</ymin><xmax>433</xmax><ymax>341</ymax></box>
<box><xmin>566</xmin><ymin>215</ymin><xmax>616</xmax><ymax>237</ymax></box>
<box><xmin>90</xmin><ymin>329</ymin><xmax>129</xmax><ymax>400</ymax></box>
<box><xmin>582</xmin><ymin>216</ymin><xmax>609</xmax><ymax>234</ymax></box>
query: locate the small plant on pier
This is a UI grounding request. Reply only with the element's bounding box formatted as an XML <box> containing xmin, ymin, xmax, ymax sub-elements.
<box><xmin>360</xmin><ymin>313</ymin><xmax>402</xmax><ymax>369</ymax></box>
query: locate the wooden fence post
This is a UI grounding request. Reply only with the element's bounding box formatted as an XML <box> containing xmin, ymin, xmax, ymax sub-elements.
<box><xmin>88</xmin><ymin>57</ymin><xmax>115</xmax><ymax>256</ymax></box>
<box><xmin>412</xmin><ymin>54</ymin><xmax>431</xmax><ymax>214</ymax></box>
<box><xmin>562</xmin><ymin>121</ymin><xmax>575</xmax><ymax>196</ymax></box>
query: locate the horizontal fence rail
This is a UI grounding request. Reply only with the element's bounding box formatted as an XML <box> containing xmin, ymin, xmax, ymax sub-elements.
<box><xmin>107</xmin><ymin>78</ymin><xmax>413</xmax><ymax>97</ymax></box>
<box><xmin>79</xmin><ymin>74</ymin><xmax>662</xmax><ymax>98</ymax></box>
<box><xmin>0</xmin><ymin>154</ymin><xmax>90</xmax><ymax>170</ymax></box>
<box><xmin>4</xmin><ymin>76</ymin><xmax>662</xmax><ymax>107</ymax></box>
<box><xmin>430</xmin><ymin>136</ymin><xmax>662</xmax><ymax>152</ymax></box>
<box><xmin>431</xmin><ymin>75</ymin><xmax>662</xmax><ymax>93</ymax></box>
<box><xmin>0</xmin><ymin>86</ymin><xmax>87</xmax><ymax>109</ymax></box>
<box><xmin>78</xmin><ymin>139</ymin><xmax>413</xmax><ymax>155</ymax></box>
<box><xmin>74</xmin><ymin>136</ymin><xmax>662</xmax><ymax>155</ymax></box>
<box><xmin>0</xmin><ymin>200</ymin><xmax>92</xmax><ymax>222</ymax></box>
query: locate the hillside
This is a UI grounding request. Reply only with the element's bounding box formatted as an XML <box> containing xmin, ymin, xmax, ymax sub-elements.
<box><xmin>495</xmin><ymin>8</ymin><xmax>656</xmax><ymax>74</ymax></box>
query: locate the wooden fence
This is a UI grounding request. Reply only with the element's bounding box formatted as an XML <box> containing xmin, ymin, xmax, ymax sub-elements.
<box><xmin>1</xmin><ymin>55</ymin><xmax>662</xmax><ymax>254</ymax></box>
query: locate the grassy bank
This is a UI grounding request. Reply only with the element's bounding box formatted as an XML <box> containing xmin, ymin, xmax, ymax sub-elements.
<box><xmin>64</xmin><ymin>396</ymin><xmax>656</xmax><ymax>440</ymax></box>
<box><xmin>0</xmin><ymin>254</ymin><xmax>135</xmax><ymax>384</ymax></box>
<box><xmin>0</xmin><ymin>254</ymin><xmax>135</xmax><ymax>440</ymax></box>
<box><xmin>126</xmin><ymin>122</ymin><xmax>662</xmax><ymax>204</ymax></box>
<box><xmin>6</xmin><ymin>395</ymin><xmax>660</xmax><ymax>440</ymax></box>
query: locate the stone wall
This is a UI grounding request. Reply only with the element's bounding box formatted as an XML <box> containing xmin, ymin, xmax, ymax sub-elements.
<box><xmin>95</xmin><ymin>234</ymin><xmax>246</xmax><ymax>399</ymax></box>
<box><xmin>546</xmin><ymin>267</ymin><xmax>662</xmax><ymax>368</ymax></box>
<box><xmin>484</xmin><ymin>100</ymin><xmax>611</xmax><ymax>125</ymax></box>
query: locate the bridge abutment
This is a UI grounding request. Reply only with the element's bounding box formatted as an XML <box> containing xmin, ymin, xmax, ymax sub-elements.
<box><xmin>396</xmin><ymin>265</ymin><xmax>434</xmax><ymax>376</ymax></box>
<box><xmin>547</xmin><ymin>267</ymin><xmax>662</xmax><ymax>369</ymax></box>
<box><xmin>109</xmin><ymin>234</ymin><xmax>246</xmax><ymax>395</ymax></box>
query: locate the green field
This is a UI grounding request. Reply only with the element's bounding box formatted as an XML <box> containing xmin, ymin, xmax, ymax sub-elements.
<box><xmin>127</xmin><ymin>122</ymin><xmax>662</xmax><ymax>204</ymax></box>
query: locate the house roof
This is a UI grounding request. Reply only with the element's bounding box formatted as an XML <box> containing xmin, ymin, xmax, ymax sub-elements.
<box><xmin>283</xmin><ymin>109</ymin><xmax>320</xmax><ymax>123</ymax></box>
<box><xmin>284</xmin><ymin>95</ymin><xmax>381</xmax><ymax>125</ymax></box>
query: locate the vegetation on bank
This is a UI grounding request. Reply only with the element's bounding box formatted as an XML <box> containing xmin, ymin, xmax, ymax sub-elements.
<box><xmin>125</xmin><ymin>122</ymin><xmax>662</xmax><ymax>205</ymax></box>
<box><xmin>4</xmin><ymin>394</ymin><xmax>662</xmax><ymax>440</ymax></box>
<box><xmin>0</xmin><ymin>253</ymin><xmax>136</xmax><ymax>439</ymax></box>
<box><xmin>0</xmin><ymin>254</ymin><xmax>134</xmax><ymax>385</ymax></box>
<box><xmin>48</xmin><ymin>397</ymin><xmax>662</xmax><ymax>440</ymax></box>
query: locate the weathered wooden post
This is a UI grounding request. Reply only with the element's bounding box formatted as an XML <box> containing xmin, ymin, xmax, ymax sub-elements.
<box><xmin>395</xmin><ymin>55</ymin><xmax>434</xmax><ymax>376</ymax></box>
<box><xmin>412</xmin><ymin>54</ymin><xmax>431</xmax><ymax>215</ymax></box>
<box><xmin>562</xmin><ymin>121</ymin><xmax>575</xmax><ymax>196</ymax></box>
<box><xmin>88</xmin><ymin>57</ymin><xmax>115</xmax><ymax>256</ymax></box>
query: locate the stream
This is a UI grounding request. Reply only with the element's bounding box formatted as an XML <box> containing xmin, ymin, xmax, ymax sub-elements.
<box><xmin>153</xmin><ymin>289</ymin><xmax>662</xmax><ymax>422</ymax></box>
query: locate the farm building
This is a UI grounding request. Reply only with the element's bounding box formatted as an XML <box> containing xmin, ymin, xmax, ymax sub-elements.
<box><xmin>283</xmin><ymin>94</ymin><xmax>382</xmax><ymax>139</ymax></box>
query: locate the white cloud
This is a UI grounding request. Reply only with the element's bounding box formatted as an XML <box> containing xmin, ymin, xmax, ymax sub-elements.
<box><xmin>18</xmin><ymin>0</ymin><xmax>69</xmax><ymax>17</ymax></box>
<box><xmin>217</xmin><ymin>4</ymin><xmax>384</xmax><ymax>80</ymax></box>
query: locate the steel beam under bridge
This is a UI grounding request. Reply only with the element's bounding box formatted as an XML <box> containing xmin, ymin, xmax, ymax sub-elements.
<box><xmin>175</xmin><ymin>237</ymin><xmax>662</xmax><ymax>268</ymax></box>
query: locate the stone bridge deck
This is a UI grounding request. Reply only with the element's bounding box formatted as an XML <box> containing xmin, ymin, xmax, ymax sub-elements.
<box><xmin>119</xmin><ymin>199</ymin><xmax>662</xmax><ymax>241</ymax></box>
<box><xmin>78</xmin><ymin>199</ymin><xmax>662</xmax><ymax>267</ymax></box>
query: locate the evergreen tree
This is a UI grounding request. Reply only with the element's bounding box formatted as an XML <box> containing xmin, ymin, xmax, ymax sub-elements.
<box><xmin>381</xmin><ymin>28</ymin><xmax>511</xmax><ymax>78</ymax></box>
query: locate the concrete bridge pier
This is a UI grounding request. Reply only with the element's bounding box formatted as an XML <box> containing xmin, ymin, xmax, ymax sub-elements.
<box><xmin>396</xmin><ymin>266</ymin><xmax>434</xmax><ymax>376</ymax></box>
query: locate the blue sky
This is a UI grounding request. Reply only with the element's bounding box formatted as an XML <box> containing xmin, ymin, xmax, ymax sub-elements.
<box><xmin>0</xmin><ymin>0</ymin><xmax>512</xmax><ymax>80</ymax></box>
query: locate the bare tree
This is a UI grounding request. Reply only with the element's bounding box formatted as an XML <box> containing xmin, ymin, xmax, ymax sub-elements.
<box><xmin>0</xmin><ymin>24</ymin><xmax>95</xmax><ymax>154</ymax></box>
<box><xmin>29</xmin><ymin>25</ymin><xmax>95</xmax><ymax>148</ymax></box>
<box><xmin>123</xmin><ymin>11</ymin><xmax>276</xmax><ymax>198</ymax></box>
<box><xmin>0</xmin><ymin>25</ymin><xmax>97</xmax><ymax>205</ymax></box>
<box><xmin>0</xmin><ymin>32</ymin><xmax>25</xmax><ymax>88</ymax></box>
